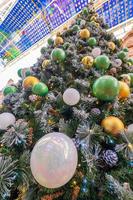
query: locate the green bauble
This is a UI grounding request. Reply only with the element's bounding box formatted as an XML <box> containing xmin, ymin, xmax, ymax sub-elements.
<box><xmin>41</xmin><ymin>47</ymin><xmax>47</xmax><ymax>54</ymax></box>
<box><xmin>32</xmin><ymin>82</ymin><xmax>48</xmax><ymax>96</ymax></box>
<box><xmin>17</xmin><ymin>69</ymin><xmax>22</xmax><ymax>77</ymax></box>
<box><xmin>51</xmin><ymin>48</ymin><xmax>66</xmax><ymax>62</ymax></box>
<box><xmin>93</xmin><ymin>75</ymin><xmax>119</xmax><ymax>101</ymax></box>
<box><xmin>128</xmin><ymin>58</ymin><xmax>133</xmax><ymax>65</ymax></box>
<box><xmin>3</xmin><ymin>86</ymin><xmax>17</xmax><ymax>96</ymax></box>
<box><xmin>87</xmin><ymin>37</ymin><xmax>97</xmax><ymax>47</ymax></box>
<box><xmin>48</xmin><ymin>38</ymin><xmax>54</xmax><ymax>46</ymax></box>
<box><xmin>123</xmin><ymin>47</ymin><xmax>129</xmax><ymax>52</ymax></box>
<box><xmin>82</xmin><ymin>7</ymin><xmax>89</xmax><ymax>15</ymax></box>
<box><xmin>24</xmin><ymin>69</ymin><xmax>31</xmax><ymax>77</ymax></box>
<box><xmin>95</xmin><ymin>55</ymin><xmax>110</xmax><ymax>70</ymax></box>
<box><xmin>117</xmin><ymin>51</ymin><xmax>127</xmax><ymax>60</ymax></box>
<box><xmin>72</xmin><ymin>25</ymin><xmax>80</xmax><ymax>32</ymax></box>
<box><xmin>128</xmin><ymin>73</ymin><xmax>133</xmax><ymax>86</ymax></box>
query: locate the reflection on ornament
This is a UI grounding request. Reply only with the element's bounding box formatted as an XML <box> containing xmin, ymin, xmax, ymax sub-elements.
<box><xmin>102</xmin><ymin>116</ymin><xmax>124</xmax><ymax>136</ymax></box>
<box><xmin>30</xmin><ymin>132</ymin><xmax>78</xmax><ymax>188</ymax></box>
<box><xmin>92</xmin><ymin>47</ymin><xmax>101</xmax><ymax>57</ymax></box>
<box><xmin>0</xmin><ymin>112</ymin><xmax>16</xmax><ymax>130</ymax></box>
<box><xmin>63</xmin><ymin>88</ymin><xmax>80</xmax><ymax>106</ymax></box>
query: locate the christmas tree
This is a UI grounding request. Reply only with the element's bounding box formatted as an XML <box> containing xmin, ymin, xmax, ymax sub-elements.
<box><xmin>0</xmin><ymin>2</ymin><xmax>133</xmax><ymax>200</ymax></box>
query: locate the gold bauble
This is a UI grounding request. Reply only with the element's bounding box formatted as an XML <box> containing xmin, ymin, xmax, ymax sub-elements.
<box><xmin>79</xmin><ymin>28</ymin><xmax>90</xmax><ymax>39</ymax></box>
<box><xmin>82</xmin><ymin>56</ymin><xmax>94</xmax><ymax>68</ymax></box>
<box><xmin>119</xmin><ymin>81</ymin><xmax>130</xmax><ymax>99</ymax></box>
<box><xmin>108</xmin><ymin>42</ymin><xmax>116</xmax><ymax>51</ymax></box>
<box><xmin>42</xmin><ymin>59</ymin><xmax>50</xmax><ymax>68</ymax></box>
<box><xmin>101</xmin><ymin>116</ymin><xmax>124</xmax><ymax>136</ymax></box>
<box><xmin>23</xmin><ymin>76</ymin><xmax>39</xmax><ymax>89</ymax></box>
<box><xmin>55</xmin><ymin>36</ymin><xmax>64</xmax><ymax>45</ymax></box>
<box><xmin>90</xmin><ymin>16</ymin><xmax>97</xmax><ymax>21</ymax></box>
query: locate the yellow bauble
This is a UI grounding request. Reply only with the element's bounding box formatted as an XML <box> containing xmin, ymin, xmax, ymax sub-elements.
<box><xmin>108</xmin><ymin>42</ymin><xmax>116</xmax><ymax>51</ymax></box>
<box><xmin>82</xmin><ymin>56</ymin><xmax>94</xmax><ymax>68</ymax></box>
<box><xmin>102</xmin><ymin>116</ymin><xmax>124</xmax><ymax>136</ymax></box>
<box><xmin>80</xmin><ymin>29</ymin><xmax>90</xmax><ymax>39</ymax></box>
<box><xmin>42</xmin><ymin>59</ymin><xmax>50</xmax><ymax>68</ymax></box>
<box><xmin>55</xmin><ymin>36</ymin><xmax>64</xmax><ymax>45</ymax></box>
<box><xmin>23</xmin><ymin>76</ymin><xmax>39</xmax><ymax>89</ymax></box>
<box><xmin>119</xmin><ymin>81</ymin><xmax>130</xmax><ymax>99</ymax></box>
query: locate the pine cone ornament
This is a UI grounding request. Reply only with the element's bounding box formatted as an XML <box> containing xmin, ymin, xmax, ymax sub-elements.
<box><xmin>102</xmin><ymin>150</ymin><xmax>118</xmax><ymax>167</ymax></box>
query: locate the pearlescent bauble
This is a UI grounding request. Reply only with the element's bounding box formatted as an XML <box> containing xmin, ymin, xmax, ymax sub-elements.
<box><xmin>51</xmin><ymin>48</ymin><xmax>66</xmax><ymax>62</ymax></box>
<box><xmin>3</xmin><ymin>86</ymin><xmax>17</xmax><ymax>96</ymax></box>
<box><xmin>113</xmin><ymin>59</ymin><xmax>122</xmax><ymax>67</ymax></box>
<box><xmin>127</xmin><ymin>124</ymin><xmax>133</xmax><ymax>134</ymax></box>
<box><xmin>0</xmin><ymin>112</ymin><xmax>16</xmax><ymax>130</ymax></box>
<box><xmin>63</xmin><ymin>88</ymin><xmax>80</xmax><ymax>106</ymax></box>
<box><xmin>92</xmin><ymin>47</ymin><xmax>101</xmax><ymax>57</ymax></box>
<box><xmin>93</xmin><ymin>75</ymin><xmax>119</xmax><ymax>101</ymax></box>
<box><xmin>30</xmin><ymin>132</ymin><xmax>78</xmax><ymax>188</ymax></box>
<box><xmin>32</xmin><ymin>82</ymin><xmax>48</xmax><ymax>96</ymax></box>
<box><xmin>95</xmin><ymin>55</ymin><xmax>110</xmax><ymax>70</ymax></box>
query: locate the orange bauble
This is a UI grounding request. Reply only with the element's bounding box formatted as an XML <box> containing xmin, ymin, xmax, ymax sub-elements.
<box><xmin>119</xmin><ymin>81</ymin><xmax>130</xmax><ymax>99</ymax></box>
<box><xmin>23</xmin><ymin>76</ymin><xmax>39</xmax><ymax>89</ymax></box>
<box><xmin>55</xmin><ymin>36</ymin><xmax>64</xmax><ymax>45</ymax></box>
<box><xmin>79</xmin><ymin>29</ymin><xmax>90</xmax><ymax>39</ymax></box>
<box><xmin>101</xmin><ymin>116</ymin><xmax>124</xmax><ymax>136</ymax></box>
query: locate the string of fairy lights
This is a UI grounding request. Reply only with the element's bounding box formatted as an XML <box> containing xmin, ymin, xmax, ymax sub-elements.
<box><xmin>0</xmin><ymin>0</ymin><xmax>133</xmax><ymax>62</ymax></box>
